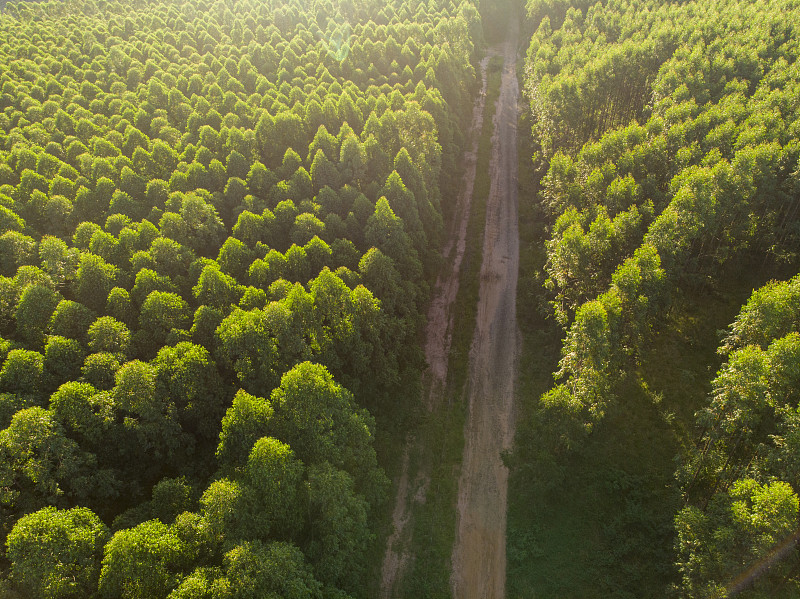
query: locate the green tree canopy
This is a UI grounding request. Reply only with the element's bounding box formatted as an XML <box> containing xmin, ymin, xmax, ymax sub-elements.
<box><xmin>98</xmin><ymin>519</ymin><xmax>186</xmax><ymax>599</ymax></box>
<box><xmin>6</xmin><ymin>506</ymin><xmax>109</xmax><ymax>599</ymax></box>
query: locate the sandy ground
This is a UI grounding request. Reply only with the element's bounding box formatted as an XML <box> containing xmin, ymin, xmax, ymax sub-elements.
<box><xmin>379</xmin><ymin>55</ymin><xmax>493</xmax><ymax>599</ymax></box>
<box><xmin>450</xmin><ymin>23</ymin><xmax>520</xmax><ymax>599</ymax></box>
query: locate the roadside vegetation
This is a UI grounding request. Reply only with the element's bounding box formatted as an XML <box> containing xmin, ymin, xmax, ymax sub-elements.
<box><xmin>510</xmin><ymin>0</ymin><xmax>800</xmax><ymax>597</ymax></box>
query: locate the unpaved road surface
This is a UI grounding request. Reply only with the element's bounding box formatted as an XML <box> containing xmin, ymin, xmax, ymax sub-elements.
<box><xmin>379</xmin><ymin>55</ymin><xmax>493</xmax><ymax>599</ymax></box>
<box><xmin>450</xmin><ymin>24</ymin><xmax>520</xmax><ymax>599</ymax></box>
<box><xmin>423</xmin><ymin>54</ymin><xmax>494</xmax><ymax>405</ymax></box>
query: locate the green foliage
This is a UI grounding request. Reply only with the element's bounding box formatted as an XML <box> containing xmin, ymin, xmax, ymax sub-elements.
<box><xmin>15</xmin><ymin>284</ymin><xmax>61</xmax><ymax>348</ymax></box>
<box><xmin>0</xmin><ymin>349</ymin><xmax>44</xmax><ymax>396</ymax></box>
<box><xmin>217</xmin><ymin>238</ymin><xmax>253</xmax><ymax>284</ymax></box>
<box><xmin>0</xmin><ymin>231</ymin><xmax>37</xmax><ymax>276</ymax></box>
<box><xmin>200</xmin><ymin>477</ymin><xmax>258</xmax><ymax>546</ymax></box>
<box><xmin>268</xmin><ymin>362</ymin><xmax>387</xmax><ymax>505</ymax></box>
<box><xmin>6</xmin><ymin>506</ymin><xmax>109</xmax><ymax>599</ymax></box>
<box><xmin>310</xmin><ymin>149</ymin><xmax>341</xmax><ymax>194</ymax></box>
<box><xmin>153</xmin><ymin>342</ymin><xmax>226</xmax><ymax>440</ymax></box>
<box><xmin>190</xmin><ymin>305</ymin><xmax>224</xmax><ymax>351</ymax></box>
<box><xmin>676</xmin><ymin>480</ymin><xmax>799</xmax><ymax>598</ymax></box>
<box><xmin>73</xmin><ymin>253</ymin><xmax>118</xmax><ymax>313</ymax></box>
<box><xmin>50</xmin><ymin>300</ymin><xmax>95</xmax><ymax>343</ymax></box>
<box><xmin>87</xmin><ymin>317</ymin><xmax>131</xmax><ymax>357</ymax></box>
<box><xmin>216</xmin><ymin>390</ymin><xmax>274</xmax><ymax>470</ymax></box>
<box><xmin>292</xmin><ymin>213</ymin><xmax>326</xmax><ymax>247</ymax></box>
<box><xmin>149</xmin><ymin>477</ymin><xmax>195</xmax><ymax>526</ymax></box>
<box><xmin>43</xmin><ymin>337</ymin><xmax>85</xmax><ymax>390</ymax></box>
<box><xmin>366</xmin><ymin>197</ymin><xmax>422</xmax><ymax>280</ymax></box>
<box><xmin>514</xmin><ymin>0</ymin><xmax>800</xmax><ymax>595</ymax></box>
<box><xmin>138</xmin><ymin>291</ymin><xmax>191</xmax><ymax>356</ymax></box>
<box><xmin>193</xmin><ymin>264</ymin><xmax>241</xmax><ymax>311</ymax></box>
<box><xmin>162</xmin><ymin>194</ymin><xmax>226</xmax><ymax>257</ymax></box>
<box><xmin>0</xmin><ymin>0</ymin><xmax>485</xmax><ymax>593</ymax></box>
<box><xmin>105</xmin><ymin>288</ymin><xmax>135</xmax><ymax>328</ymax></box>
<box><xmin>131</xmin><ymin>268</ymin><xmax>178</xmax><ymax>307</ymax></box>
<box><xmin>98</xmin><ymin>519</ymin><xmax>185</xmax><ymax>599</ymax></box>
<box><xmin>215</xmin><ymin>302</ymin><xmax>299</xmax><ymax>394</ymax></box>
<box><xmin>49</xmin><ymin>381</ymin><xmax>111</xmax><ymax>450</ymax></box>
<box><xmin>527</xmin><ymin>0</ymin><xmax>800</xmax><ymax>451</ymax></box>
<box><xmin>304</xmin><ymin>462</ymin><xmax>371</xmax><ymax>590</ymax></box>
<box><xmin>80</xmin><ymin>353</ymin><xmax>122</xmax><ymax>391</ymax></box>
<box><xmin>720</xmin><ymin>274</ymin><xmax>800</xmax><ymax>354</ymax></box>
<box><xmin>111</xmin><ymin>360</ymin><xmax>186</xmax><ymax>463</ymax></box>
<box><xmin>168</xmin><ymin>566</ymin><xmax>228</xmax><ymax>599</ymax></box>
<box><xmin>0</xmin><ymin>407</ymin><xmax>88</xmax><ymax>514</ymax></box>
<box><xmin>39</xmin><ymin>237</ymin><xmax>80</xmax><ymax>289</ymax></box>
<box><xmin>244</xmin><ymin>437</ymin><xmax>304</xmax><ymax>538</ymax></box>
<box><xmin>222</xmin><ymin>540</ymin><xmax>322</xmax><ymax>599</ymax></box>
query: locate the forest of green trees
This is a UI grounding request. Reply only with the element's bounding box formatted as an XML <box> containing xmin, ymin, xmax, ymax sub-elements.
<box><xmin>4</xmin><ymin>0</ymin><xmax>800</xmax><ymax>596</ymax></box>
<box><xmin>511</xmin><ymin>0</ymin><xmax>800</xmax><ymax>597</ymax></box>
<box><xmin>0</xmin><ymin>0</ymin><xmax>486</xmax><ymax>597</ymax></box>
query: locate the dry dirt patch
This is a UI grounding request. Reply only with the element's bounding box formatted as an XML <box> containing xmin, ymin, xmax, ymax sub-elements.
<box><xmin>449</xmin><ymin>23</ymin><xmax>521</xmax><ymax>599</ymax></box>
<box><xmin>379</xmin><ymin>53</ymin><xmax>494</xmax><ymax>599</ymax></box>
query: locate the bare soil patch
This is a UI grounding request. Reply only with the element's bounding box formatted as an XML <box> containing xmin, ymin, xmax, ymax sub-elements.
<box><xmin>423</xmin><ymin>54</ymin><xmax>495</xmax><ymax>406</ymax></box>
<box><xmin>379</xmin><ymin>54</ymin><xmax>494</xmax><ymax>599</ymax></box>
<box><xmin>450</xmin><ymin>23</ymin><xmax>521</xmax><ymax>599</ymax></box>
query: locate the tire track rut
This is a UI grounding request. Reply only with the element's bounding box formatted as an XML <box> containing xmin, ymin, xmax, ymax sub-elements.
<box><xmin>450</xmin><ymin>23</ymin><xmax>520</xmax><ymax>599</ymax></box>
<box><xmin>379</xmin><ymin>53</ymin><xmax>493</xmax><ymax>599</ymax></box>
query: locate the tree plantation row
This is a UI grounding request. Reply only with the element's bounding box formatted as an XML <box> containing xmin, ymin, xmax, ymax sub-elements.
<box><xmin>0</xmin><ymin>0</ymin><xmax>487</xmax><ymax>597</ymax></box>
<box><xmin>512</xmin><ymin>0</ymin><xmax>800</xmax><ymax>597</ymax></box>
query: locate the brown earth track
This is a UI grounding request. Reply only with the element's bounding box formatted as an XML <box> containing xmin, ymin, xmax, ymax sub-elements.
<box><xmin>423</xmin><ymin>53</ymin><xmax>495</xmax><ymax>406</ymax></box>
<box><xmin>379</xmin><ymin>54</ymin><xmax>494</xmax><ymax>599</ymax></box>
<box><xmin>450</xmin><ymin>22</ymin><xmax>520</xmax><ymax>599</ymax></box>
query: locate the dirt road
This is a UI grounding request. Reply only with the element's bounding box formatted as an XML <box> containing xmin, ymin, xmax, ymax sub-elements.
<box><xmin>379</xmin><ymin>54</ymin><xmax>493</xmax><ymax>599</ymax></box>
<box><xmin>450</xmin><ymin>24</ymin><xmax>520</xmax><ymax>599</ymax></box>
<box><xmin>423</xmin><ymin>54</ymin><xmax>494</xmax><ymax>405</ymax></box>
